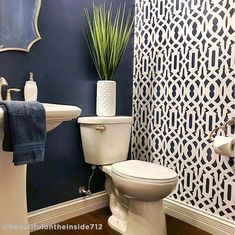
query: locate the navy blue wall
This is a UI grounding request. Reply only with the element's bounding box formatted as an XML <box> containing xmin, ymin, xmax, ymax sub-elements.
<box><xmin>0</xmin><ymin>0</ymin><xmax>134</xmax><ymax>212</ymax></box>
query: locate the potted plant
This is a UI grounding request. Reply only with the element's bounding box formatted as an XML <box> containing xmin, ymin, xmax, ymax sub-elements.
<box><xmin>84</xmin><ymin>3</ymin><xmax>133</xmax><ymax>116</ymax></box>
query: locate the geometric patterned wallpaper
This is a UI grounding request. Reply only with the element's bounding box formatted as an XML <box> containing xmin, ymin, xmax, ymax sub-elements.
<box><xmin>132</xmin><ymin>0</ymin><xmax>235</xmax><ymax>221</ymax></box>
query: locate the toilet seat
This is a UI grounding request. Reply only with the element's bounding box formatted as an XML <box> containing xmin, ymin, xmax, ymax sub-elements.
<box><xmin>111</xmin><ymin>160</ymin><xmax>178</xmax><ymax>183</ymax></box>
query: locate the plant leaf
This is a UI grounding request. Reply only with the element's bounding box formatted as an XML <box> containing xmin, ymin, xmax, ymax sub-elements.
<box><xmin>84</xmin><ymin>3</ymin><xmax>133</xmax><ymax>80</ymax></box>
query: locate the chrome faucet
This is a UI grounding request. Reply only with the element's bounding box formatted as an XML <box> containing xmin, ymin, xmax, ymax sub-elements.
<box><xmin>0</xmin><ymin>77</ymin><xmax>21</xmax><ymax>101</ymax></box>
<box><xmin>0</xmin><ymin>77</ymin><xmax>8</xmax><ymax>100</ymax></box>
<box><xmin>6</xmin><ymin>88</ymin><xmax>21</xmax><ymax>101</ymax></box>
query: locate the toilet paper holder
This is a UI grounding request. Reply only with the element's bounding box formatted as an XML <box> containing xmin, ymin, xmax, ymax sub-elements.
<box><xmin>209</xmin><ymin>117</ymin><xmax>235</xmax><ymax>142</ymax></box>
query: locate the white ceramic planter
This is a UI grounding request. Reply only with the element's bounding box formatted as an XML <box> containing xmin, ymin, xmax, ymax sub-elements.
<box><xmin>96</xmin><ymin>80</ymin><xmax>116</xmax><ymax>116</ymax></box>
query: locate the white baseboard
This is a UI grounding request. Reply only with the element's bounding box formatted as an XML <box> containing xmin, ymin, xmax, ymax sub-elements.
<box><xmin>28</xmin><ymin>192</ymin><xmax>234</xmax><ymax>235</ymax></box>
<box><xmin>28</xmin><ymin>191</ymin><xmax>109</xmax><ymax>232</ymax></box>
<box><xmin>164</xmin><ymin>198</ymin><xmax>235</xmax><ymax>235</ymax></box>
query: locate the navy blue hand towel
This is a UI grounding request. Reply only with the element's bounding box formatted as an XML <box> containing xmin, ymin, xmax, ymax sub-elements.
<box><xmin>0</xmin><ymin>101</ymin><xmax>46</xmax><ymax>165</ymax></box>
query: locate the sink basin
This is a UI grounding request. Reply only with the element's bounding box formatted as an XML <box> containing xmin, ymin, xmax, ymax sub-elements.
<box><xmin>43</xmin><ymin>103</ymin><xmax>81</xmax><ymax>131</ymax></box>
<box><xmin>0</xmin><ymin>102</ymin><xmax>82</xmax><ymax>131</ymax></box>
<box><xmin>0</xmin><ymin>102</ymin><xmax>81</xmax><ymax>235</ymax></box>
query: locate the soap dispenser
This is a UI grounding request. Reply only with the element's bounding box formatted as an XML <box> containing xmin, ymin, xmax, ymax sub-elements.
<box><xmin>24</xmin><ymin>72</ymin><xmax>38</xmax><ymax>101</ymax></box>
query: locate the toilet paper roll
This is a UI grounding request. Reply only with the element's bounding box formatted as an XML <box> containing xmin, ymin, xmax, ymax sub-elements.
<box><xmin>213</xmin><ymin>136</ymin><xmax>235</xmax><ymax>157</ymax></box>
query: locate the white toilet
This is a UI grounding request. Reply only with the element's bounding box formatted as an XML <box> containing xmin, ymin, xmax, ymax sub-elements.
<box><xmin>78</xmin><ymin>116</ymin><xmax>178</xmax><ymax>235</ymax></box>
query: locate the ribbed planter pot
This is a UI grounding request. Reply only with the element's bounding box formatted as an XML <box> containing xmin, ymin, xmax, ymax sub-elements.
<box><xmin>96</xmin><ymin>80</ymin><xmax>116</xmax><ymax>116</ymax></box>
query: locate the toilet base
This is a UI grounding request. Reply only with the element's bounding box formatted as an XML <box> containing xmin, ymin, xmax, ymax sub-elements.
<box><xmin>103</xmin><ymin>167</ymin><xmax>168</xmax><ymax>235</ymax></box>
<box><xmin>108</xmin><ymin>215</ymin><xmax>127</xmax><ymax>235</ymax></box>
<box><xmin>125</xmin><ymin>199</ymin><xmax>167</xmax><ymax>235</ymax></box>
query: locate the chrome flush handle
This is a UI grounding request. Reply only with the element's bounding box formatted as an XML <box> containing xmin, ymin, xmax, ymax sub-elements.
<box><xmin>95</xmin><ymin>126</ymin><xmax>106</xmax><ymax>132</ymax></box>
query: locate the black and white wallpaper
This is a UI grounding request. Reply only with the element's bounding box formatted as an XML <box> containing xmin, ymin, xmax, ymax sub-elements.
<box><xmin>132</xmin><ymin>0</ymin><xmax>235</xmax><ymax>221</ymax></box>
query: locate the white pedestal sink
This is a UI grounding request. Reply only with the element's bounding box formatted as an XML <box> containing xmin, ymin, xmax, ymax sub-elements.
<box><xmin>0</xmin><ymin>103</ymin><xmax>81</xmax><ymax>235</ymax></box>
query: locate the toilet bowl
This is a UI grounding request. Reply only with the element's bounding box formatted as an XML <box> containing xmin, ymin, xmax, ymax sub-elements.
<box><xmin>111</xmin><ymin>160</ymin><xmax>178</xmax><ymax>201</ymax></box>
<box><xmin>78</xmin><ymin>116</ymin><xmax>178</xmax><ymax>235</ymax></box>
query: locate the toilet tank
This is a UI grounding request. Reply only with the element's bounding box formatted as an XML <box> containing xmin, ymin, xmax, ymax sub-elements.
<box><xmin>78</xmin><ymin>116</ymin><xmax>133</xmax><ymax>165</ymax></box>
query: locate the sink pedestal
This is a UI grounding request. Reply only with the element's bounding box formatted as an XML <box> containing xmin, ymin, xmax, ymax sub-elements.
<box><xmin>0</xmin><ymin>103</ymin><xmax>81</xmax><ymax>235</ymax></box>
<box><xmin>0</xmin><ymin>150</ymin><xmax>28</xmax><ymax>235</ymax></box>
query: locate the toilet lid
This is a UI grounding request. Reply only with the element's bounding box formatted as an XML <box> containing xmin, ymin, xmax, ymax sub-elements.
<box><xmin>112</xmin><ymin>160</ymin><xmax>178</xmax><ymax>181</ymax></box>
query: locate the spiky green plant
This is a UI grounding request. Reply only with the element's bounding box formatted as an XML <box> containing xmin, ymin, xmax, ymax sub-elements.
<box><xmin>84</xmin><ymin>3</ymin><xmax>133</xmax><ymax>80</ymax></box>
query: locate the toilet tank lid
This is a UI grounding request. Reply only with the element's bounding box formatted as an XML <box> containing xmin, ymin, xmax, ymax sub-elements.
<box><xmin>78</xmin><ymin>116</ymin><xmax>133</xmax><ymax>124</ymax></box>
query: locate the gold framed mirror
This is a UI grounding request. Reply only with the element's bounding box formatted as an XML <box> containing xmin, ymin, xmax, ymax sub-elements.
<box><xmin>0</xmin><ymin>0</ymin><xmax>41</xmax><ymax>52</ymax></box>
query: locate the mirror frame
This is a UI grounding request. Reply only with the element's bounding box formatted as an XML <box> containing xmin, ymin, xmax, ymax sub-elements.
<box><xmin>0</xmin><ymin>0</ymin><xmax>42</xmax><ymax>52</ymax></box>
